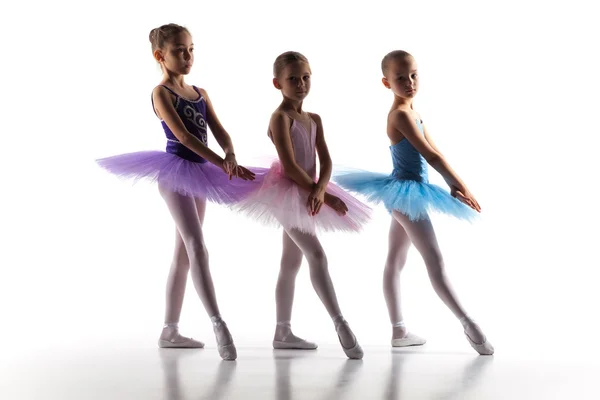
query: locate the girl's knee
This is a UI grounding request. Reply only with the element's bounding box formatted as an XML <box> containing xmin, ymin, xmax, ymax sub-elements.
<box><xmin>306</xmin><ymin>249</ymin><xmax>327</xmax><ymax>267</ymax></box>
<box><xmin>185</xmin><ymin>237</ymin><xmax>208</xmax><ymax>259</ymax></box>
<box><xmin>279</xmin><ymin>260</ymin><xmax>302</xmax><ymax>278</ymax></box>
<box><xmin>421</xmin><ymin>246</ymin><xmax>443</xmax><ymax>266</ymax></box>
<box><xmin>426</xmin><ymin>259</ymin><xmax>446</xmax><ymax>280</ymax></box>
<box><xmin>171</xmin><ymin>261</ymin><xmax>191</xmax><ymax>273</ymax></box>
<box><xmin>386</xmin><ymin>252</ymin><xmax>408</xmax><ymax>270</ymax></box>
<box><xmin>280</xmin><ymin>251</ymin><xmax>303</xmax><ymax>269</ymax></box>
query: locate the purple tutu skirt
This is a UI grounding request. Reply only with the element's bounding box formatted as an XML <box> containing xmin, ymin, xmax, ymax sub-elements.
<box><xmin>96</xmin><ymin>151</ymin><xmax>268</xmax><ymax>204</ymax></box>
<box><xmin>233</xmin><ymin>160</ymin><xmax>372</xmax><ymax>235</ymax></box>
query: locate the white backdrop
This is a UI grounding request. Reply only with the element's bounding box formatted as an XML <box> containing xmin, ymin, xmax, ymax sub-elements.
<box><xmin>1</xmin><ymin>0</ymin><xmax>598</xmax><ymax>357</ymax></box>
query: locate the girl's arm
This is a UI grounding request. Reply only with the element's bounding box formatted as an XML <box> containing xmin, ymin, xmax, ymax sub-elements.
<box><xmin>269</xmin><ymin>111</ymin><xmax>317</xmax><ymax>192</ymax></box>
<box><xmin>309</xmin><ymin>112</ymin><xmax>332</xmax><ymax>190</ymax></box>
<box><xmin>389</xmin><ymin>110</ymin><xmax>467</xmax><ymax>190</ymax></box>
<box><xmin>200</xmin><ymin>88</ymin><xmax>235</xmax><ymax>156</ymax></box>
<box><xmin>152</xmin><ymin>86</ymin><xmax>225</xmax><ymax>168</ymax></box>
<box><xmin>421</xmin><ymin>122</ymin><xmax>443</xmax><ymax>155</ymax></box>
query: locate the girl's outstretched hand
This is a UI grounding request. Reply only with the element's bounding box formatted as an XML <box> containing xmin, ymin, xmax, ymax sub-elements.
<box><xmin>234</xmin><ymin>165</ymin><xmax>256</xmax><ymax>181</ymax></box>
<box><xmin>222</xmin><ymin>153</ymin><xmax>239</xmax><ymax>180</ymax></box>
<box><xmin>451</xmin><ymin>185</ymin><xmax>481</xmax><ymax>212</ymax></box>
<box><xmin>324</xmin><ymin>193</ymin><xmax>349</xmax><ymax>216</ymax></box>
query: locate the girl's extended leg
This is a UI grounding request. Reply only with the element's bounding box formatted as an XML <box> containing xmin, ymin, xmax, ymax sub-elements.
<box><xmin>285</xmin><ymin>228</ymin><xmax>363</xmax><ymax>359</ymax></box>
<box><xmin>392</xmin><ymin>210</ymin><xmax>493</xmax><ymax>354</ymax></box>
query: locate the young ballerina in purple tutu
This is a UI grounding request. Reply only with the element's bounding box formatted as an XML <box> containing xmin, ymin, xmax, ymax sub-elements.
<box><xmin>334</xmin><ymin>50</ymin><xmax>494</xmax><ymax>355</ymax></box>
<box><xmin>97</xmin><ymin>23</ymin><xmax>264</xmax><ymax>360</ymax></box>
<box><xmin>235</xmin><ymin>51</ymin><xmax>371</xmax><ymax>359</ymax></box>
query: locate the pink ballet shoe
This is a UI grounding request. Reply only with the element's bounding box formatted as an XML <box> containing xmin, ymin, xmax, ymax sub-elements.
<box><xmin>158</xmin><ymin>336</ymin><xmax>205</xmax><ymax>349</ymax></box>
<box><xmin>335</xmin><ymin>319</ymin><xmax>363</xmax><ymax>360</ymax></box>
<box><xmin>464</xmin><ymin>331</ymin><xmax>494</xmax><ymax>355</ymax></box>
<box><xmin>273</xmin><ymin>335</ymin><xmax>318</xmax><ymax>350</ymax></box>
<box><xmin>391</xmin><ymin>332</ymin><xmax>426</xmax><ymax>347</ymax></box>
<box><xmin>461</xmin><ymin>318</ymin><xmax>494</xmax><ymax>356</ymax></box>
<box><xmin>272</xmin><ymin>321</ymin><xmax>318</xmax><ymax>350</ymax></box>
<box><xmin>213</xmin><ymin>319</ymin><xmax>237</xmax><ymax>361</ymax></box>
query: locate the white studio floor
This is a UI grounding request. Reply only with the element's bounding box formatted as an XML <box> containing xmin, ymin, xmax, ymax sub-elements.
<box><xmin>2</xmin><ymin>342</ymin><xmax>598</xmax><ymax>400</ymax></box>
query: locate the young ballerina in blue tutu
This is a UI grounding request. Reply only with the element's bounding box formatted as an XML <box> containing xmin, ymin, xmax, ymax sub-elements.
<box><xmin>334</xmin><ymin>50</ymin><xmax>494</xmax><ymax>355</ymax></box>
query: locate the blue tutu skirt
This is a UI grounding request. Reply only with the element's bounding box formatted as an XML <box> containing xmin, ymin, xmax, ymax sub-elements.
<box><xmin>333</xmin><ymin>170</ymin><xmax>478</xmax><ymax>222</ymax></box>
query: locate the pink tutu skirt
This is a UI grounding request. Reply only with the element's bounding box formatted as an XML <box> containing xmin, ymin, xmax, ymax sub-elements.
<box><xmin>234</xmin><ymin>161</ymin><xmax>372</xmax><ymax>235</ymax></box>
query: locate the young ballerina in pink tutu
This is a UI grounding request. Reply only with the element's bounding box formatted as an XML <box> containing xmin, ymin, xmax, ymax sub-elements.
<box><xmin>97</xmin><ymin>23</ymin><xmax>265</xmax><ymax>360</ymax></box>
<box><xmin>235</xmin><ymin>51</ymin><xmax>371</xmax><ymax>359</ymax></box>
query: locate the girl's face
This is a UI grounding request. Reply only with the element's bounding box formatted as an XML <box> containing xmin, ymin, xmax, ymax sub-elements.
<box><xmin>274</xmin><ymin>61</ymin><xmax>312</xmax><ymax>101</ymax></box>
<box><xmin>155</xmin><ymin>31</ymin><xmax>194</xmax><ymax>75</ymax></box>
<box><xmin>382</xmin><ymin>56</ymin><xmax>419</xmax><ymax>99</ymax></box>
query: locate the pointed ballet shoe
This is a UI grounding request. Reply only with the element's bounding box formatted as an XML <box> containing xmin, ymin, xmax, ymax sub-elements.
<box><xmin>391</xmin><ymin>332</ymin><xmax>426</xmax><ymax>347</ymax></box>
<box><xmin>273</xmin><ymin>337</ymin><xmax>318</xmax><ymax>350</ymax></box>
<box><xmin>213</xmin><ymin>320</ymin><xmax>237</xmax><ymax>361</ymax></box>
<box><xmin>464</xmin><ymin>332</ymin><xmax>494</xmax><ymax>355</ymax></box>
<box><xmin>335</xmin><ymin>319</ymin><xmax>364</xmax><ymax>360</ymax></box>
<box><xmin>460</xmin><ymin>318</ymin><xmax>494</xmax><ymax>356</ymax></box>
<box><xmin>217</xmin><ymin>342</ymin><xmax>237</xmax><ymax>361</ymax></box>
<box><xmin>158</xmin><ymin>336</ymin><xmax>205</xmax><ymax>349</ymax></box>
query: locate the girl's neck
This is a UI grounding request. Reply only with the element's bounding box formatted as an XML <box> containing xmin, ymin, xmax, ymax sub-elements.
<box><xmin>280</xmin><ymin>98</ymin><xmax>304</xmax><ymax>114</ymax></box>
<box><xmin>392</xmin><ymin>96</ymin><xmax>414</xmax><ymax>111</ymax></box>
<box><xmin>162</xmin><ymin>73</ymin><xmax>186</xmax><ymax>89</ymax></box>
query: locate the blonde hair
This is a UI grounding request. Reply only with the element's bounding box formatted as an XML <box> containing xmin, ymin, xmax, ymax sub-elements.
<box><xmin>273</xmin><ymin>51</ymin><xmax>310</xmax><ymax>77</ymax></box>
<box><xmin>149</xmin><ymin>23</ymin><xmax>190</xmax><ymax>53</ymax></box>
<box><xmin>381</xmin><ymin>50</ymin><xmax>413</xmax><ymax>75</ymax></box>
